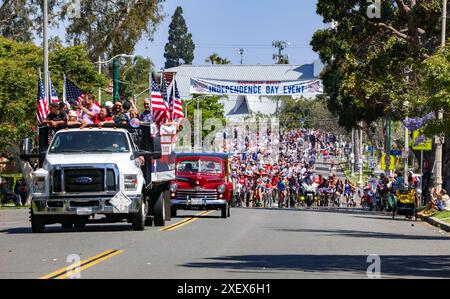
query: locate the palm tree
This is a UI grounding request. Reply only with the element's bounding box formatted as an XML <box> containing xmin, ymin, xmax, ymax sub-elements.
<box><xmin>205</xmin><ymin>53</ymin><xmax>220</xmax><ymax>64</ymax></box>
<box><xmin>219</xmin><ymin>58</ymin><xmax>231</xmax><ymax>65</ymax></box>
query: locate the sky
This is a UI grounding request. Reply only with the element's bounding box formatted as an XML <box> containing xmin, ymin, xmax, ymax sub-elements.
<box><xmin>49</xmin><ymin>0</ymin><xmax>327</xmax><ymax>70</ymax></box>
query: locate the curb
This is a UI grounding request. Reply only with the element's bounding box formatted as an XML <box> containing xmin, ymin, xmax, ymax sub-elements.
<box><xmin>418</xmin><ymin>214</ymin><xmax>450</xmax><ymax>232</ymax></box>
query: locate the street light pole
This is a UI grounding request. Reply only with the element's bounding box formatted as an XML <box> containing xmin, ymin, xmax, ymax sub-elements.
<box><xmin>96</xmin><ymin>54</ymin><xmax>135</xmax><ymax>103</ymax></box>
<box><xmin>402</xmin><ymin>99</ymin><xmax>411</xmax><ymax>189</ymax></box>
<box><xmin>43</xmin><ymin>0</ymin><xmax>49</xmax><ymax>104</ymax></box>
<box><xmin>113</xmin><ymin>58</ymin><xmax>120</xmax><ymax>101</ymax></box>
<box><xmin>442</xmin><ymin>0</ymin><xmax>447</xmax><ymax>49</ymax></box>
<box><xmin>98</xmin><ymin>55</ymin><xmax>102</xmax><ymax>105</ymax></box>
<box><xmin>435</xmin><ymin>0</ymin><xmax>447</xmax><ymax>193</ymax></box>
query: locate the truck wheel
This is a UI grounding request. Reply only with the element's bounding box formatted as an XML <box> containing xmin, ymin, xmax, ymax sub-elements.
<box><xmin>61</xmin><ymin>222</ymin><xmax>73</xmax><ymax>230</ymax></box>
<box><xmin>153</xmin><ymin>193</ymin><xmax>165</xmax><ymax>227</ymax></box>
<box><xmin>171</xmin><ymin>208</ymin><xmax>177</xmax><ymax>218</ymax></box>
<box><xmin>74</xmin><ymin>222</ymin><xmax>86</xmax><ymax>229</ymax></box>
<box><xmin>30</xmin><ymin>209</ymin><xmax>46</xmax><ymax>233</ymax></box>
<box><xmin>221</xmin><ymin>204</ymin><xmax>228</xmax><ymax>218</ymax></box>
<box><xmin>132</xmin><ymin>201</ymin><xmax>146</xmax><ymax>231</ymax></box>
<box><xmin>227</xmin><ymin>204</ymin><xmax>231</xmax><ymax>217</ymax></box>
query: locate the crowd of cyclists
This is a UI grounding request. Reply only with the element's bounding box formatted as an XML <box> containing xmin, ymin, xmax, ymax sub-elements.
<box><xmin>229</xmin><ymin>128</ymin><xmax>352</xmax><ymax>208</ymax></box>
<box><xmin>229</xmin><ymin>126</ymin><xmax>430</xmax><ymax>211</ymax></box>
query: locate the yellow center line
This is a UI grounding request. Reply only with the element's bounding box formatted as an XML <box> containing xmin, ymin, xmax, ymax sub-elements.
<box><xmin>39</xmin><ymin>249</ymin><xmax>124</xmax><ymax>279</ymax></box>
<box><xmin>160</xmin><ymin>210</ymin><xmax>214</xmax><ymax>232</ymax></box>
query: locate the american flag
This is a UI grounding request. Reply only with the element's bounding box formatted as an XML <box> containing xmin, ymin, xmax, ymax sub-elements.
<box><xmin>151</xmin><ymin>74</ymin><xmax>170</xmax><ymax>126</ymax></box>
<box><xmin>49</xmin><ymin>77</ymin><xmax>60</xmax><ymax>103</ymax></box>
<box><xmin>171</xmin><ymin>80</ymin><xmax>184</xmax><ymax>121</ymax></box>
<box><xmin>64</xmin><ymin>77</ymin><xmax>84</xmax><ymax>106</ymax></box>
<box><xmin>36</xmin><ymin>79</ymin><xmax>48</xmax><ymax>124</ymax></box>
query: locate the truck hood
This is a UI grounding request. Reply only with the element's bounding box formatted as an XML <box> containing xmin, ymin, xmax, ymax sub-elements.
<box><xmin>45</xmin><ymin>153</ymin><xmax>134</xmax><ymax>169</ymax></box>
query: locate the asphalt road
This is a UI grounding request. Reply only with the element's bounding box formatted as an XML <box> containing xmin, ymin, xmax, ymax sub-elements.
<box><xmin>1</xmin><ymin>204</ymin><xmax>449</xmax><ymax>279</ymax></box>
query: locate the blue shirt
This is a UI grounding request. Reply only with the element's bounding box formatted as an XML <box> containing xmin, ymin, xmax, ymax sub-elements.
<box><xmin>140</xmin><ymin>110</ymin><xmax>153</xmax><ymax>122</ymax></box>
<box><xmin>277</xmin><ymin>181</ymin><xmax>285</xmax><ymax>191</ymax></box>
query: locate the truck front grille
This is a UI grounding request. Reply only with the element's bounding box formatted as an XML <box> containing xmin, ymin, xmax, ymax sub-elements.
<box><xmin>175</xmin><ymin>189</ymin><xmax>218</xmax><ymax>201</ymax></box>
<box><xmin>51</xmin><ymin>166</ymin><xmax>118</xmax><ymax>195</ymax></box>
<box><xmin>65</xmin><ymin>169</ymin><xmax>105</xmax><ymax>193</ymax></box>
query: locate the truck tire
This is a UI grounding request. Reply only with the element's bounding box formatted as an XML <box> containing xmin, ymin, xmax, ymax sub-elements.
<box><xmin>153</xmin><ymin>193</ymin><xmax>165</xmax><ymax>227</ymax></box>
<box><xmin>132</xmin><ymin>200</ymin><xmax>146</xmax><ymax>231</ymax></box>
<box><xmin>221</xmin><ymin>204</ymin><xmax>228</xmax><ymax>218</ymax></box>
<box><xmin>61</xmin><ymin>222</ymin><xmax>73</xmax><ymax>230</ymax></box>
<box><xmin>227</xmin><ymin>204</ymin><xmax>231</xmax><ymax>217</ymax></box>
<box><xmin>164</xmin><ymin>190</ymin><xmax>171</xmax><ymax>221</ymax></box>
<box><xmin>30</xmin><ymin>211</ymin><xmax>46</xmax><ymax>234</ymax></box>
<box><xmin>74</xmin><ymin>222</ymin><xmax>86</xmax><ymax>229</ymax></box>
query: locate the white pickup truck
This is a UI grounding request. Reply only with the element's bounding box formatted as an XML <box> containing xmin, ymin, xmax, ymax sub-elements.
<box><xmin>21</xmin><ymin>123</ymin><xmax>175</xmax><ymax>233</ymax></box>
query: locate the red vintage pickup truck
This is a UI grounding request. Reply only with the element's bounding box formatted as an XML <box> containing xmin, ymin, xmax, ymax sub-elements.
<box><xmin>169</xmin><ymin>152</ymin><xmax>233</xmax><ymax>218</ymax></box>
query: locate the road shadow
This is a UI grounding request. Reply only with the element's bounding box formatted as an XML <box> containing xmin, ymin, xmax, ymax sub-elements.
<box><xmin>181</xmin><ymin>254</ymin><xmax>450</xmax><ymax>278</ymax></box>
<box><xmin>271</xmin><ymin>228</ymin><xmax>450</xmax><ymax>241</ymax></box>
<box><xmin>238</xmin><ymin>207</ymin><xmax>376</xmax><ymax>216</ymax></box>
<box><xmin>0</xmin><ymin>224</ymin><xmax>135</xmax><ymax>234</ymax></box>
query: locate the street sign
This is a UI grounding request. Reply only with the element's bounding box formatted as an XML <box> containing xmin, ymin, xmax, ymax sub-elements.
<box><xmin>380</xmin><ymin>154</ymin><xmax>395</xmax><ymax>171</ymax></box>
<box><xmin>368</xmin><ymin>156</ymin><xmax>378</xmax><ymax>169</ymax></box>
<box><xmin>412</xmin><ymin>130</ymin><xmax>432</xmax><ymax>151</ymax></box>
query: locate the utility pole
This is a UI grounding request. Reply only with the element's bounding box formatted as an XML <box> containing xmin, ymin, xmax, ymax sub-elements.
<box><xmin>442</xmin><ymin>0</ymin><xmax>447</xmax><ymax>49</ymax></box>
<box><xmin>98</xmin><ymin>55</ymin><xmax>102</xmax><ymax>105</ymax></box>
<box><xmin>237</xmin><ymin>48</ymin><xmax>244</xmax><ymax>65</ymax></box>
<box><xmin>43</xmin><ymin>0</ymin><xmax>49</xmax><ymax>104</ymax></box>
<box><xmin>272</xmin><ymin>40</ymin><xmax>289</xmax><ymax>64</ymax></box>
<box><xmin>351</xmin><ymin>128</ymin><xmax>355</xmax><ymax>177</ymax></box>
<box><xmin>435</xmin><ymin>0</ymin><xmax>447</xmax><ymax>193</ymax></box>
<box><xmin>358</xmin><ymin>121</ymin><xmax>363</xmax><ymax>188</ymax></box>
<box><xmin>113</xmin><ymin>58</ymin><xmax>120</xmax><ymax>101</ymax></box>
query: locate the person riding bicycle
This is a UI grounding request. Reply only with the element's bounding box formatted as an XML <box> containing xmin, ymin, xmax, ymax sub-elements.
<box><xmin>277</xmin><ymin>176</ymin><xmax>287</xmax><ymax>207</ymax></box>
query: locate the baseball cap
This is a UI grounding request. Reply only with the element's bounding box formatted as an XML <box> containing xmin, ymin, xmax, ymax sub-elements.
<box><xmin>68</xmin><ymin>110</ymin><xmax>77</xmax><ymax>117</ymax></box>
<box><xmin>104</xmin><ymin>101</ymin><xmax>114</xmax><ymax>109</ymax></box>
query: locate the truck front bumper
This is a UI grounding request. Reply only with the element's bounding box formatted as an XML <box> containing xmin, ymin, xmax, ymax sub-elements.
<box><xmin>171</xmin><ymin>199</ymin><xmax>228</xmax><ymax>209</ymax></box>
<box><xmin>32</xmin><ymin>195</ymin><xmax>142</xmax><ymax>215</ymax></box>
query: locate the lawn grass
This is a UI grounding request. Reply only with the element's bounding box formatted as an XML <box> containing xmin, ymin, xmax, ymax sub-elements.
<box><xmin>0</xmin><ymin>204</ymin><xmax>30</xmax><ymax>210</ymax></box>
<box><xmin>431</xmin><ymin>211</ymin><xmax>450</xmax><ymax>223</ymax></box>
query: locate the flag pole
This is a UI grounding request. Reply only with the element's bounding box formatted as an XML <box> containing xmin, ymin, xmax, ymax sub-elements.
<box><xmin>172</xmin><ymin>74</ymin><xmax>176</xmax><ymax>121</ymax></box>
<box><xmin>149</xmin><ymin>65</ymin><xmax>152</xmax><ymax>116</ymax></box>
<box><xmin>63</xmin><ymin>74</ymin><xmax>67</xmax><ymax>104</ymax></box>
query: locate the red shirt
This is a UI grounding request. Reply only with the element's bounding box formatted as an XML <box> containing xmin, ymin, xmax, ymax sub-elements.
<box><xmin>93</xmin><ymin>114</ymin><xmax>113</xmax><ymax>125</ymax></box>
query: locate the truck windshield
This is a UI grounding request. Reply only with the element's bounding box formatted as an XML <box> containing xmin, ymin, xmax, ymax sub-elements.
<box><xmin>177</xmin><ymin>159</ymin><xmax>222</xmax><ymax>174</ymax></box>
<box><xmin>49</xmin><ymin>131</ymin><xmax>130</xmax><ymax>154</ymax></box>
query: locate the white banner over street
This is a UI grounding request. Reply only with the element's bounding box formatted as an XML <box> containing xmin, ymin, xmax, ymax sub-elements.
<box><xmin>190</xmin><ymin>78</ymin><xmax>323</xmax><ymax>96</ymax></box>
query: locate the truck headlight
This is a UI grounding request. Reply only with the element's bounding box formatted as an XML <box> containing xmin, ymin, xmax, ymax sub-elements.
<box><xmin>169</xmin><ymin>183</ymin><xmax>178</xmax><ymax>193</ymax></box>
<box><xmin>217</xmin><ymin>184</ymin><xmax>226</xmax><ymax>194</ymax></box>
<box><xmin>33</xmin><ymin>176</ymin><xmax>46</xmax><ymax>194</ymax></box>
<box><xmin>124</xmin><ymin>174</ymin><xmax>138</xmax><ymax>191</ymax></box>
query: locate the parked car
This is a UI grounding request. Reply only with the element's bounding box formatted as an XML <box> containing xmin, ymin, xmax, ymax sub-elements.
<box><xmin>170</xmin><ymin>152</ymin><xmax>233</xmax><ymax>218</ymax></box>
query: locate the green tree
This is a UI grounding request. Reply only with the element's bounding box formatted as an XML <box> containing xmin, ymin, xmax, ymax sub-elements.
<box><xmin>205</xmin><ymin>53</ymin><xmax>231</xmax><ymax>65</ymax></box>
<box><xmin>164</xmin><ymin>6</ymin><xmax>195</xmax><ymax>68</ymax></box>
<box><xmin>280</xmin><ymin>97</ymin><xmax>343</xmax><ymax>133</ymax></box>
<box><xmin>0</xmin><ymin>1</ymin><xmax>166</xmax><ymax>61</ymax></box>
<box><xmin>120</xmin><ymin>56</ymin><xmax>154</xmax><ymax>103</ymax></box>
<box><xmin>0</xmin><ymin>0</ymin><xmax>61</xmax><ymax>42</ymax></box>
<box><xmin>0</xmin><ymin>37</ymin><xmax>107</xmax><ymax>152</ymax></box>
<box><xmin>184</xmin><ymin>95</ymin><xmax>225</xmax><ymax>140</ymax></box>
<box><xmin>311</xmin><ymin>0</ymin><xmax>447</xmax><ymax>130</ymax></box>
<box><xmin>61</xmin><ymin>0</ymin><xmax>165</xmax><ymax>61</ymax></box>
